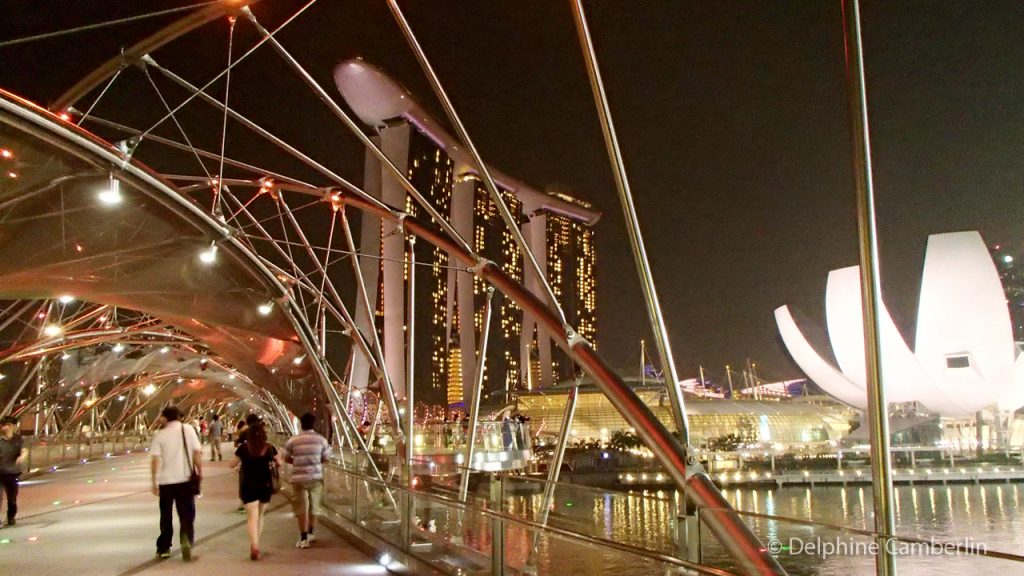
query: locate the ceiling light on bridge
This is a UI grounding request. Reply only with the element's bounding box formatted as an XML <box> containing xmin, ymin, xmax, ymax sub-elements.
<box><xmin>43</xmin><ymin>324</ymin><xmax>63</xmax><ymax>337</ymax></box>
<box><xmin>58</xmin><ymin>295</ymin><xmax>75</xmax><ymax>304</ymax></box>
<box><xmin>258</xmin><ymin>301</ymin><xmax>274</xmax><ymax>316</ymax></box>
<box><xmin>117</xmin><ymin>395</ymin><xmax>126</xmax><ymax>401</ymax></box>
<box><xmin>292</xmin><ymin>355</ymin><xmax>305</xmax><ymax>366</ymax></box>
<box><xmin>0</xmin><ymin>149</ymin><xmax>12</xmax><ymax>159</ymax></box>
<box><xmin>228</xmin><ymin>373</ymin><xmax>236</xmax><ymax>380</ymax></box>
<box><xmin>198</xmin><ymin>242</ymin><xmax>218</xmax><ymax>265</ymax></box>
<box><xmin>74</xmin><ymin>390</ymin><xmax>83</xmax><ymax>397</ymax></box>
<box><xmin>97</xmin><ymin>175</ymin><xmax>123</xmax><ymax>206</ymax></box>
<box><xmin>378</xmin><ymin>553</ymin><xmax>392</xmax><ymax>567</ymax></box>
<box><xmin>176</xmin><ymin>377</ymin><xmax>184</xmax><ymax>384</ymax></box>
<box><xmin>142</xmin><ymin>384</ymin><xmax>156</xmax><ymax>396</ymax></box>
<box><xmin>112</xmin><ymin>343</ymin><xmax>125</xmax><ymax>353</ymax></box>
<box><xmin>160</xmin><ymin>346</ymin><xmax>170</xmax><ymax>353</ymax></box>
<box><xmin>61</xmin><ymin>352</ymin><xmax>71</xmax><ymax>360</ymax></box>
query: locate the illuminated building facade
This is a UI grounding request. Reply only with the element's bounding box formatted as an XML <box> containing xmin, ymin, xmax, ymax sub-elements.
<box><xmin>335</xmin><ymin>60</ymin><xmax>600</xmax><ymax>407</ymax></box>
<box><xmin>990</xmin><ymin>243</ymin><xmax>1023</xmax><ymax>343</ymax></box>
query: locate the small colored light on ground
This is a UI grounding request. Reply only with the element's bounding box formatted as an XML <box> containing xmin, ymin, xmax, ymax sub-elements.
<box><xmin>0</xmin><ymin>538</ymin><xmax>11</xmax><ymax>544</ymax></box>
<box><xmin>27</xmin><ymin>536</ymin><xmax>38</xmax><ymax>541</ymax></box>
<box><xmin>52</xmin><ymin>501</ymin><xmax>61</xmax><ymax>505</ymax></box>
<box><xmin>565</xmin><ymin>501</ymin><xmax>574</xmax><ymax>507</ymax></box>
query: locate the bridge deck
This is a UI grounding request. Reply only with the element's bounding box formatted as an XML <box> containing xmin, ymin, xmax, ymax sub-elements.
<box><xmin>0</xmin><ymin>445</ymin><xmax>388</xmax><ymax>576</ymax></box>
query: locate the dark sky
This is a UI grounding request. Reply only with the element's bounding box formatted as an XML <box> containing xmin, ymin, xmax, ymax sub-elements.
<box><xmin>2</xmin><ymin>1</ymin><xmax>1022</xmax><ymax>385</ymax></box>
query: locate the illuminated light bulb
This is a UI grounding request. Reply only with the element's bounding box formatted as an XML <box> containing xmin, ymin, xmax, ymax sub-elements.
<box><xmin>0</xmin><ymin>149</ymin><xmax>12</xmax><ymax>159</ymax></box>
<box><xmin>142</xmin><ymin>384</ymin><xmax>156</xmax><ymax>396</ymax></box>
<box><xmin>97</xmin><ymin>187</ymin><xmax>122</xmax><ymax>205</ymax></box>
<box><xmin>257</xmin><ymin>302</ymin><xmax>273</xmax><ymax>316</ymax></box>
<box><xmin>59</xmin><ymin>111</ymin><xmax>72</xmax><ymax>121</ymax></box>
<box><xmin>61</xmin><ymin>352</ymin><xmax>71</xmax><ymax>360</ymax></box>
<box><xmin>6</xmin><ymin>171</ymin><xmax>17</xmax><ymax>179</ymax></box>
<box><xmin>58</xmin><ymin>295</ymin><xmax>74</xmax><ymax>304</ymax></box>
<box><xmin>199</xmin><ymin>246</ymin><xmax>217</xmax><ymax>265</ymax></box>
<box><xmin>292</xmin><ymin>355</ymin><xmax>305</xmax><ymax>366</ymax></box>
<box><xmin>112</xmin><ymin>343</ymin><xmax>125</xmax><ymax>353</ymax></box>
<box><xmin>43</xmin><ymin>324</ymin><xmax>63</xmax><ymax>337</ymax></box>
<box><xmin>379</xmin><ymin>553</ymin><xmax>391</xmax><ymax>566</ymax></box>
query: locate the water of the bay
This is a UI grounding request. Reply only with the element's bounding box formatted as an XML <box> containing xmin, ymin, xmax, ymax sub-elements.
<box><xmin>500</xmin><ymin>482</ymin><xmax>1024</xmax><ymax>575</ymax></box>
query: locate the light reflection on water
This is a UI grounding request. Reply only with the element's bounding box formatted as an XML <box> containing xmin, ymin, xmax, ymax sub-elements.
<box><xmin>503</xmin><ymin>483</ymin><xmax>1024</xmax><ymax>575</ymax></box>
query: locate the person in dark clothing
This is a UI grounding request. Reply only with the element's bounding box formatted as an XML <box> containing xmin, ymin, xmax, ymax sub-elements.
<box><xmin>231</xmin><ymin>421</ymin><xmax>281</xmax><ymax>560</ymax></box>
<box><xmin>232</xmin><ymin>414</ymin><xmax>260</xmax><ymax>513</ymax></box>
<box><xmin>0</xmin><ymin>415</ymin><xmax>26</xmax><ymax>528</ymax></box>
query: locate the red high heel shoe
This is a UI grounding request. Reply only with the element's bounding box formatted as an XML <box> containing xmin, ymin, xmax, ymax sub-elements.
<box><xmin>250</xmin><ymin>546</ymin><xmax>260</xmax><ymax>561</ymax></box>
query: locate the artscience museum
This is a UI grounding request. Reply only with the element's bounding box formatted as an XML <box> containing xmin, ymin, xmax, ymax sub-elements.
<box><xmin>775</xmin><ymin>231</ymin><xmax>1024</xmax><ymax>418</ymax></box>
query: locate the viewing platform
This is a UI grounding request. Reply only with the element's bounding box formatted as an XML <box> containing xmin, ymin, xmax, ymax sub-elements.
<box><xmin>371</xmin><ymin>421</ymin><xmax>532</xmax><ymax>475</ymax></box>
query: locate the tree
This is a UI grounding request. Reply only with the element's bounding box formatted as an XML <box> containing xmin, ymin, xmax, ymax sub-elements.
<box><xmin>609</xmin><ymin>430</ymin><xmax>643</xmax><ymax>451</ymax></box>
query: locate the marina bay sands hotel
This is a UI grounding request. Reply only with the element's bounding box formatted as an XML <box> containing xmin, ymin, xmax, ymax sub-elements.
<box><xmin>334</xmin><ymin>59</ymin><xmax>599</xmax><ymax>407</ymax></box>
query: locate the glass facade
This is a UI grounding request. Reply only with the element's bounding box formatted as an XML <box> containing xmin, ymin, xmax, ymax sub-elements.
<box><xmin>517</xmin><ymin>382</ymin><xmax>852</xmax><ymax>449</ymax></box>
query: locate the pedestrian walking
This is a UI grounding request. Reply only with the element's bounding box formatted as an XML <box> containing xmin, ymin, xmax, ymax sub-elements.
<box><xmin>0</xmin><ymin>415</ymin><xmax>26</xmax><ymax>528</ymax></box>
<box><xmin>231</xmin><ymin>420</ymin><xmax>281</xmax><ymax>560</ymax></box>
<box><xmin>208</xmin><ymin>414</ymin><xmax>224</xmax><ymax>462</ymax></box>
<box><xmin>282</xmin><ymin>412</ymin><xmax>331</xmax><ymax>549</ymax></box>
<box><xmin>150</xmin><ymin>406</ymin><xmax>202</xmax><ymax>561</ymax></box>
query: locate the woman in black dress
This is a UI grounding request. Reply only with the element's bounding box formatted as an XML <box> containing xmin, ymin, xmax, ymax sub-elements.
<box><xmin>230</xmin><ymin>421</ymin><xmax>282</xmax><ymax>560</ymax></box>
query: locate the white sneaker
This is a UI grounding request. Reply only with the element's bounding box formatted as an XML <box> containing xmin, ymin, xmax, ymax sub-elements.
<box><xmin>296</xmin><ymin>538</ymin><xmax>310</xmax><ymax>549</ymax></box>
<box><xmin>307</xmin><ymin>532</ymin><xmax>316</xmax><ymax>543</ymax></box>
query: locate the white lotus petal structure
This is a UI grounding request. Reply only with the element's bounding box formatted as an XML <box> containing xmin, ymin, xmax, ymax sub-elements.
<box><xmin>775</xmin><ymin>231</ymin><xmax>1024</xmax><ymax>416</ymax></box>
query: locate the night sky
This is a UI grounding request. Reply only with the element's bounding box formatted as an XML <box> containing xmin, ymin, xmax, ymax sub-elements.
<box><xmin>2</xmin><ymin>1</ymin><xmax>1022</xmax><ymax>386</ymax></box>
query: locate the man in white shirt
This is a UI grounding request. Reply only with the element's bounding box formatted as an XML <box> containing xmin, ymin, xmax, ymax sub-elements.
<box><xmin>150</xmin><ymin>406</ymin><xmax>202</xmax><ymax>561</ymax></box>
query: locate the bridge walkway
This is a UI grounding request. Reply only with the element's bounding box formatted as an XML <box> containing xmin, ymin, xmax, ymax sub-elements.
<box><xmin>0</xmin><ymin>444</ymin><xmax>389</xmax><ymax>575</ymax></box>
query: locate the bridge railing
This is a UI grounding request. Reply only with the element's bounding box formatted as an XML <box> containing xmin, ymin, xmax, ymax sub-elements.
<box><xmin>321</xmin><ymin>456</ymin><xmax>740</xmax><ymax>576</ymax></box>
<box><xmin>19</xmin><ymin>432</ymin><xmax>149</xmax><ymax>475</ymax></box>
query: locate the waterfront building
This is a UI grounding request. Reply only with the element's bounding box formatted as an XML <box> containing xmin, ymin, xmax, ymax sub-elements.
<box><xmin>515</xmin><ymin>377</ymin><xmax>853</xmax><ymax>450</ymax></box>
<box><xmin>334</xmin><ymin>60</ymin><xmax>599</xmax><ymax>407</ymax></box>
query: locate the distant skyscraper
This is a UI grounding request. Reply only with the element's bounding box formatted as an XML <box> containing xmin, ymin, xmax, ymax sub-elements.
<box><xmin>991</xmin><ymin>243</ymin><xmax>1023</xmax><ymax>344</ymax></box>
<box><xmin>335</xmin><ymin>60</ymin><xmax>600</xmax><ymax>407</ymax></box>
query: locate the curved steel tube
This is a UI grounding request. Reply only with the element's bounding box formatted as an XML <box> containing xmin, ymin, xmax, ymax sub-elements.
<box><xmin>332</xmin><ymin>189</ymin><xmax>784</xmax><ymax>576</ymax></box>
<box><xmin>51</xmin><ymin>1</ymin><xmax>258</xmax><ymax>111</ymax></box>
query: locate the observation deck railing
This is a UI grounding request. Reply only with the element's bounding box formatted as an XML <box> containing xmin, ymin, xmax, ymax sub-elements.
<box><xmin>370</xmin><ymin>421</ymin><xmax>532</xmax><ymax>474</ymax></box>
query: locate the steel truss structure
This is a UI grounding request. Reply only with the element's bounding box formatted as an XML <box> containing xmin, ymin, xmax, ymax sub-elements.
<box><xmin>0</xmin><ymin>3</ymin><xmax>786</xmax><ymax>574</ymax></box>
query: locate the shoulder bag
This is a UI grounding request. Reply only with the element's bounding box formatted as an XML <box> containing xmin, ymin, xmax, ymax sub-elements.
<box><xmin>181</xmin><ymin>425</ymin><xmax>201</xmax><ymax>495</ymax></box>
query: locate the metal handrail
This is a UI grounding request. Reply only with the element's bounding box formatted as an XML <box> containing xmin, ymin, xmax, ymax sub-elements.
<box><xmin>412</xmin><ymin>462</ymin><xmax>1024</xmax><ymax>566</ymax></box>
<box><xmin>325</xmin><ymin>461</ymin><xmax>740</xmax><ymax>576</ymax></box>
